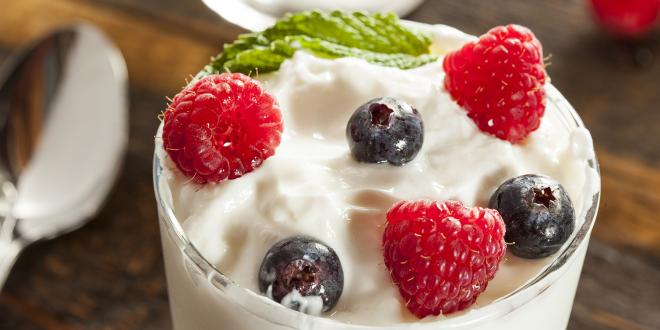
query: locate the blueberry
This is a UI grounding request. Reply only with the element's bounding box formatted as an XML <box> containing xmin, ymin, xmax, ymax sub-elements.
<box><xmin>258</xmin><ymin>236</ymin><xmax>343</xmax><ymax>315</ymax></box>
<box><xmin>346</xmin><ymin>97</ymin><xmax>424</xmax><ymax>166</ymax></box>
<box><xmin>488</xmin><ymin>174</ymin><xmax>575</xmax><ymax>259</ymax></box>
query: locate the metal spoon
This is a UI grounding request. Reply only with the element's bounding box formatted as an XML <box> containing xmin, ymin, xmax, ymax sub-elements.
<box><xmin>0</xmin><ymin>24</ymin><xmax>128</xmax><ymax>289</ymax></box>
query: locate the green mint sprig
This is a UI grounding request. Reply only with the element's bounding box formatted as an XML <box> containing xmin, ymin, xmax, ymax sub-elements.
<box><xmin>198</xmin><ymin>11</ymin><xmax>437</xmax><ymax>78</ymax></box>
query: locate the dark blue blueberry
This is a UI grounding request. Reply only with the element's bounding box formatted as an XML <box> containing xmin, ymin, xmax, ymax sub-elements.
<box><xmin>346</xmin><ymin>97</ymin><xmax>424</xmax><ymax>166</ymax></box>
<box><xmin>258</xmin><ymin>236</ymin><xmax>343</xmax><ymax>314</ymax></box>
<box><xmin>489</xmin><ymin>174</ymin><xmax>575</xmax><ymax>259</ymax></box>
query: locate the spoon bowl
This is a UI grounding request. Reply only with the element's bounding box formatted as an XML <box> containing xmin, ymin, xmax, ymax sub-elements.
<box><xmin>0</xmin><ymin>23</ymin><xmax>127</xmax><ymax>288</ymax></box>
<box><xmin>201</xmin><ymin>0</ymin><xmax>427</xmax><ymax>32</ymax></box>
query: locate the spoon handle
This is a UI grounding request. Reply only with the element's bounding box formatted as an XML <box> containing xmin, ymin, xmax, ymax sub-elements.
<box><xmin>0</xmin><ymin>238</ymin><xmax>22</xmax><ymax>289</ymax></box>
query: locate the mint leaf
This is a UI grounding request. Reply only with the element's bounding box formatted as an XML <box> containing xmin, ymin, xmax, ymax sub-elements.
<box><xmin>286</xmin><ymin>36</ymin><xmax>437</xmax><ymax>70</ymax></box>
<box><xmin>200</xmin><ymin>11</ymin><xmax>436</xmax><ymax>77</ymax></box>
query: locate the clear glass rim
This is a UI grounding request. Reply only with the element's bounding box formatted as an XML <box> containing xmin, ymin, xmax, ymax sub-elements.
<box><xmin>153</xmin><ymin>84</ymin><xmax>601</xmax><ymax>329</ymax></box>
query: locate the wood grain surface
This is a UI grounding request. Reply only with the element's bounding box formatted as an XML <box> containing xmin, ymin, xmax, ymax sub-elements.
<box><xmin>0</xmin><ymin>0</ymin><xmax>659</xmax><ymax>329</ymax></box>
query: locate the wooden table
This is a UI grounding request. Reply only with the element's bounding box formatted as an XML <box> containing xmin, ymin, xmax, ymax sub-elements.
<box><xmin>1</xmin><ymin>0</ymin><xmax>659</xmax><ymax>329</ymax></box>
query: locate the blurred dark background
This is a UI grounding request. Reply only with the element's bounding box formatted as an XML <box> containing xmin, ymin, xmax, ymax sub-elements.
<box><xmin>0</xmin><ymin>0</ymin><xmax>658</xmax><ymax>329</ymax></box>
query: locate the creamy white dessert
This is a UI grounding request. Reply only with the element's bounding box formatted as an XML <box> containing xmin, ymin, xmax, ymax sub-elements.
<box><xmin>155</xmin><ymin>23</ymin><xmax>599</xmax><ymax>328</ymax></box>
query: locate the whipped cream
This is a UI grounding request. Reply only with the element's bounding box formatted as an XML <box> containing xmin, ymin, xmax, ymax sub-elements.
<box><xmin>156</xmin><ymin>25</ymin><xmax>598</xmax><ymax>326</ymax></box>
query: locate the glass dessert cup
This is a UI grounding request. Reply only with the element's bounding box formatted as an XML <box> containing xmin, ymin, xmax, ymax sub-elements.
<box><xmin>153</xmin><ymin>82</ymin><xmax>601</xmax><ymax>330</ymax></box>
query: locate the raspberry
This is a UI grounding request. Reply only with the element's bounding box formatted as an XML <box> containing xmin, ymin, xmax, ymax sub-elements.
<box><xmin>163</xmin><ymin>73</ymin><xmax>283</xmax><ymax>183</ymax></box>
<box><xmin>382</xmin><ymin>200</ymin><xmax>506</xmax><ymax>318</ymax></box>
<box><xmin>590</xmin><ymin>0</ymin><xmax>660</xmax><ymax>37</ymax></box>
<box><xmin>443</xmin><ymin>24</ymin><xmax>547</xmax><ymax>143</ymax></box>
